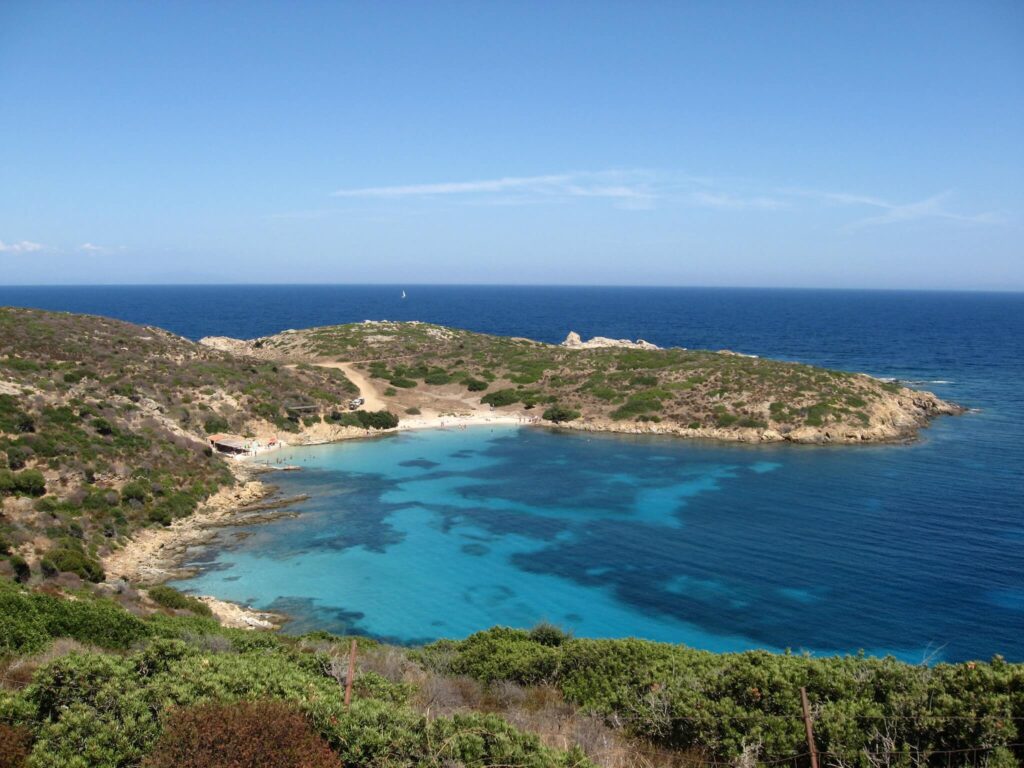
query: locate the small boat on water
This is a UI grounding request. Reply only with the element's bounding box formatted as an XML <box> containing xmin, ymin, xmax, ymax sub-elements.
<box><xmin>401</xmin><ymin>290</ymin><xmax>407</xmax><ymax>299</ymax></box>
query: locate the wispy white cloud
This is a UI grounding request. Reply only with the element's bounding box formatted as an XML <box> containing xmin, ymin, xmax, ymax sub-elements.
<box><xmin>0</xmin><ymin>239</ymin><xmax>44</xmax><ymax>253</ymax></box>
<box><xmin>779</xmin><ymin>187</ymin><xmax>1003</xmax><ymax>229</ymax></box>
<box><xmin>331</xmin><ymin>171</ymin><xmax>656</xmax><ymax>209</ymax></box>
<box><xmin>332</xmin><ymin>174</ymin><xmax>572</xmax><ymax>198</ymax></box>
<box><xmin>323</xmin><ymin>170</ymin><xmax>1006</xmax><ymax>227</ymax></box>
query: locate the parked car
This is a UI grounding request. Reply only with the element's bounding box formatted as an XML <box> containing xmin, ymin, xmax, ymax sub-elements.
<box><xmin>348</xmin><ymin>397</ymin><xmax>365</xmax><ymax>410</ymax></box>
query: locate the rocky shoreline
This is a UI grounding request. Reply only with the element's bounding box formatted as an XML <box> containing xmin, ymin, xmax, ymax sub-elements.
<box><xmin>554</xmin><ymin>385</ymin><xmax>963</xmax><ymax>444</ymax></box>
<box><xmin>101</xmin><ymin>463</ymin><xmax>311</xmax><ymax>629</ymax></box>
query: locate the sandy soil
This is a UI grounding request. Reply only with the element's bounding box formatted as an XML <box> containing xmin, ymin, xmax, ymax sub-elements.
<box><xmin>315</xmin><ymin>361</ymin><xmax>388</xmax><ymax>411</ymax></box>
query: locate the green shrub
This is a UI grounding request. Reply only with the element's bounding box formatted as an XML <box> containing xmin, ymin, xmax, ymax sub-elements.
<box><xmin>5</xmin><ymin>446</ymin><xmax>31</xmax><ymax>470</ymax></box>
<box><xmin>404</xmin><ymin>407</ymin><xmax>421</xmax><ymax>415</ymax></box>
<box><xmin>147</xmin><ymin>586</ymin><xmax>213</xmax><ymax>617</ymax></box>
<box><xmin>0</xmin><ymin>579</ymin><xmax>150</xmax><ymax>653</ymax></box>
<box><xmin>463</xmin><ymin>377</ymin><xmax>488</xmax><ymax>392</ymax></box>
<box><xmin>202</xmin><ymin>416</ymin><xmax>229</xmax><ymax>434</ymax></box>
<box><xmin>715</xmin><ymin>412</ymin><xmax>738</xmax><ymax>427</ymax></box>
<box><xmin>388</xmin><ymin>377</ymin><xmax>417</xmax><ymax>389</ymax></box>
<box><xmin>542</xmin><ymin>406</ymin><xmax>580</xmax><ymax>423</ymax></box>
<box><xmin>355</xmin><ymin>410</ymin><xmax>399</xmax><ymax>430</ymax></box>
<box><xmin>424</xmin><ymin>628</ymin><xmax>1024</xmax><ymax>765</ymax></box>
<box><xmin>43</xmin><ymin>596</ymin><xmax>151</xmax><ymax>649</ymax></box>
<box><xmin>9</xmin><ymin>555</ymin><xmax>30</xmax><ymax>584</ymax></box>
<box><xmin>120</xmin><ymin>480</ymin><xmax>148</xmax><ymax>504</ymax></box>
<box><xmin>481</xmin><ymin>389</ymin><xmax>519</xmax><ymax>408</ymax></box>
<box><xmin>610</xmin><ymin>391</ymin><xmax>664</xmax><ymax>420</ymax></box>
<box><xmin>16</xmin><ymin>470</ymin><xmax>46</xmax><ymax>496</ymax></box>
<box><xmin>91</xmin><ymin>418</ymin><xmax>115</xmax><ymax>436</ymax></box>
<box><xmin>529</xmin><ymin>622</ymin><xmax>571</xmax><ymax>647</ymax></box>
<box><xmin>45</xmin><ymin>547</ymin><xmax>105</xmax><ymax>583</ymax></box>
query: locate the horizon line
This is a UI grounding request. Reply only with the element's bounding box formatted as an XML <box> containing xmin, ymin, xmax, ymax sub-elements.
<box><xmin>1</xmin><ymin>282</ymin><xmax>1023</xmax><ymax>295</ymax></box>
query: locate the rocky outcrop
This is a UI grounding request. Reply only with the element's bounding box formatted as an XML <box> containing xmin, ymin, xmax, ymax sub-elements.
<box><xmin>198</xmin><ymin>336</ymin><xmax>254</xmax><ymax>354</ymax></box>
<box><xmin>561</xmin><ymin>331</ymin><xmax>661</xmax><ymax>350</ymax></box>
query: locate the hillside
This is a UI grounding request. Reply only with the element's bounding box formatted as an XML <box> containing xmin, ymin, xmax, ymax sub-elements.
<box><xmin>0</xmin><ymin>307</ymin><xmax>384</xmax><ymax>584</ymax></box>
<box><xmin>203</xmin><ymin>320</ymin><xmax>962</xmax><ymax>444</ymax></box>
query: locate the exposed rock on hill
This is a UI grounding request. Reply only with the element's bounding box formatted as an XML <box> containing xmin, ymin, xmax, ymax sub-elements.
<box><xmin>561</xmin><ymin>331</ymin><xmax>661</xmax><ymax>350</ymax></box>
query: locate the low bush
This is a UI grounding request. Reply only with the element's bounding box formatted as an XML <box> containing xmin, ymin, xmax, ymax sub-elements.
<box><xmin>542</xmin><ymin>406</ymin><xmax>580</xmax><ymax>423</ymax></box>
<box><xmin>9</xmin><ymin>555</ymin><xmax>30</xmax><ymax>584</ymax></box>
<box><xmin>481</xmin><ymin>389</ymin><xmax>520</xmax><ymax>408</ymax></box>
<box><xmin>0</xmin><ymin>578</ymin><xmax>150</xmax><ymax>654</ymax></box>
<box><xmin>0</xmin><ymin>470</ymin><xmax>46</xmax><ymax>497</ymax></box>
<box><xmin>43</xmin><ymin>547</ymin><xmax>105</xmax><ymax>583</ymax></box>
<box><xmin>142</xmin><ymin>700</ymin><xmax>337</xmax><ymax>768</ymax></box>
<box><xmin>120</xmin><ymin>480</ymin><xmax>148</xmax><ymax>504</ymax></box>
<box><xmin>463</xmin><ymin>377</ymin><xmax>488</xmax><ymax>392</ymax></box>
<box><xmin>147</xmin><ymin>586</ymin><xmax>213</xmax><ymax>617</ymax></box>
<box><xmin>356</xmin><ymin>410</ymin><xmax>399</xmax><ymax>430</ymax></box>
<box><xmin>0</xmin><ymin>724</ymin><xmax>32</xmax><ymax>768</ymax></box>
<box><xmin>421</xmin><ymin>628</ymin><xmax>1024</xmax><ymax>766</ymax></box>
<box><xmin>202</xmin><ymin>416</ymin><xmax>229</xmax><ymax>435</ymax></box>
<box><xmin>424</xmin><ymin>371</ymin><xmax>451</xmax><ymax>385</ymax></box>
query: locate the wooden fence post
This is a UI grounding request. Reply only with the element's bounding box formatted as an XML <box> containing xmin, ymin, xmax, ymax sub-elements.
<box><xmin>344</xmin><ymin>638</ymin><xmax>357</xmax><ymax>710</ymax></box>
<box><xmin>800</xmin><ymin>686</ymin><xmax>819</xmax><ymax>768</ymax></box>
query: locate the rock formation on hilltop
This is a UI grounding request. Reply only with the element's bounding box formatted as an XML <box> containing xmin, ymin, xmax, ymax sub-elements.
<box><xmin>560</xmin><ymin>331</ymin><xmax>661</xmax><ymax>350</ymax></box>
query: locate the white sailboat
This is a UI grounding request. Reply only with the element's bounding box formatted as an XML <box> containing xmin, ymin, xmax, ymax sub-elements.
<box><xmin>401</xmin><ymin>290</ymin><xmax>407</xmax><ymax>300</ymax></box>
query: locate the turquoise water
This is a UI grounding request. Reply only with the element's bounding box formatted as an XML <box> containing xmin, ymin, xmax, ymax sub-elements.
<box><xmin>173</xmin><ymin>421</ymin><xmax>1022</xmax><ymax>662</ymax></box>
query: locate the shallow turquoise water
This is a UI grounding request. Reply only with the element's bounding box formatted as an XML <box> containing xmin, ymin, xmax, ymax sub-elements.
<box><xmin>173</xmin><ymin>422</ymin><xmax>1022</xmax><ymax>662</ymax></box>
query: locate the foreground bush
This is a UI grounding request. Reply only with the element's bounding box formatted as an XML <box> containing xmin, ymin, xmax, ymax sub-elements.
<box><xmin>0</xmin><ymin>584</ymin><xmax>591</xmax><ymax>768</ymax></box>
<box><xmin>0</xmin><ymin>723</ymin><xmax>32</xmax><ymax>768</ymax></box>
<box><xmin>420</xmin><ymin>628</ymin><xmax>1024</xmax><ymax>766</ymax></box>
<box><xmin>143</xmin><ymin>700</ymin><xmax>337</xmax><ymax>768</ymax></box>
<box><xmin>0</xmin><ymin>579</ymin><xmax>150</xmax><ymax>655</ymax></box>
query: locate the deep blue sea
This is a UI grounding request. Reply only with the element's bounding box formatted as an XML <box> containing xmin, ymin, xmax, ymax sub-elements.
<box><xmin>2</xmin><ymin>285</ymin><xmax>1021</xmax><ymax>661</ymax></box>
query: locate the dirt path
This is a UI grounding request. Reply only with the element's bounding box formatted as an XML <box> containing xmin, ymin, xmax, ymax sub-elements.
<box><xmin>313</xmin><ymin>361</ymin><xmax>388</xmax><ymax>412</ymax></box>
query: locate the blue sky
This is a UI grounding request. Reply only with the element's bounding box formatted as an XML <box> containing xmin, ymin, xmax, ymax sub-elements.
<box><xmin>1</xmin><ymin>1</ymin><xmax>1021</xmax><ymax>289</ymax></box>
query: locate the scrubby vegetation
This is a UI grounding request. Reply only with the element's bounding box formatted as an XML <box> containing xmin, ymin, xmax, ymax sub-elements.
<box><xmin>0</xmin><ymin>308</ymin><xmax>368</xmax><ymax>582</ymax></box>
<box><xmin>146</xmin><ymin>585</ymin><xmax>212</xmax><ymax>617</ymax></box>
<box><xmin>419</xmin><ymin>627</ymin><xmax>1023</xmax><ymax>767</ymax></box>
<box><xmin>0</xmin><ymin>578</ymin><xmax>590</xmax><ymax>768</ymax></box>
<box><xmin>0</xmin><ymin>580</ymin><xmax>1018</xmax><ymax>768</ymax></box>
<box><xmin>234</xmin><ymin>320</ymin><xmax>957</xmax><ymax>441</ymax></box>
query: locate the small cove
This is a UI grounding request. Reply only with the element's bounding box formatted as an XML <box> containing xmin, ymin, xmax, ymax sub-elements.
<box><xmin>172</xmin><ymin>423</ymin><xmax>1023</xmax><ymax>662</ymax></box>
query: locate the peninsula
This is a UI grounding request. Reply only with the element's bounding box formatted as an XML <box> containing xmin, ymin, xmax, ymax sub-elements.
<box><xmin>202</xmin><ymin>319</ymin><xmax>961</xmax><ymax>445</ymax></box>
